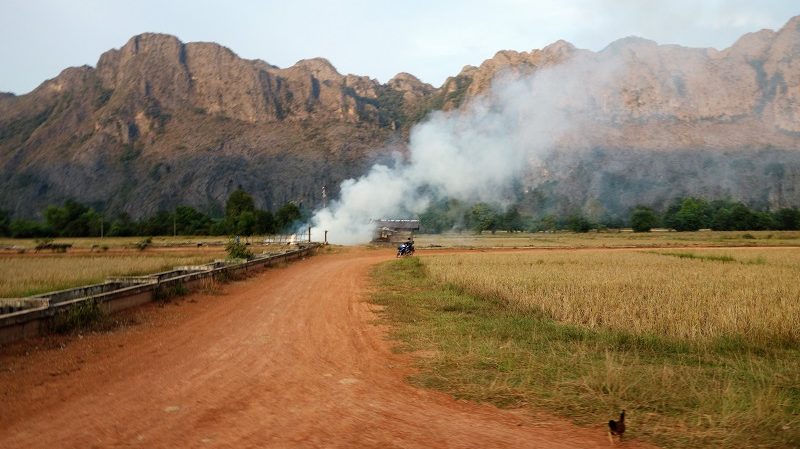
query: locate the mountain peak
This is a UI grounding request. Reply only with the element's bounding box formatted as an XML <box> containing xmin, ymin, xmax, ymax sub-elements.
<box><xmin>122</xmin><ymin>33</ymin><xmax>184</xmax><ymax>56</ymax></box>
<box><xmin>783</xmin><ymin>14</ymin><xmax>800</xmax><ymax>29</ymax></box>
<box><xmin>728</xmin><ymin>28</ymin><xmax>776</xmax><ymax>58</ymax></box>
<box><xmin>291</xmin><ymin>57</ymin><xmax>342</xmax><ymax>80</ymax></box>
<box><xmin>542</xmin><ymin>39</ymin><xmax>576</xmax><ymax>54</ymax></box>
<box><xmin>602</xmin><ymin>36</ymin><xmax>659</xmax><ymax>53</ymax></box>
<box><xmin>389</xmin><ymin>72</ymin><xmax>423</xmax><ymax>84</ymax></box>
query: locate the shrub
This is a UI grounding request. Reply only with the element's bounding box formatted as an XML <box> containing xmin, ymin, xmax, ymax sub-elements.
<box><xmin>630</xmin><ymin>206</ymin><xmax>658</xmax><ymax>232</ymax></box>
<box><xmin>53</xmin><ymin>298</ymin><xmax>104</xmax><ymax>334</ymax></box>
<box><xmin>566</xmin><ymin>214</ymin><xmax>593</xmax><ymax>233</ymax></box>
<box><xmin>226</xmin><ymin>237</ymin><xmax>253</xmax><ymax>260</ymax></box>
<box><xmin>154</xmin><ymin>282</ymin><xmax>188</xmax><ymax>303</ymax></box>
<box><xmin>135</xmin><ymin>237</ymin><xmax>152</xmax><ymax>251</ymax></box>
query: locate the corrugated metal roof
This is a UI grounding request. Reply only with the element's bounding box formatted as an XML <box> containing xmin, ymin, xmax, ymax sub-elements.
<box><xmin>374</xmin><ymin>219</ymin><xmax>420</xmax><ymax>230</ymax></box>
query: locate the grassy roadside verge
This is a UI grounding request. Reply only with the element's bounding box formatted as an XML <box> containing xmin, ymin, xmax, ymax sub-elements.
<box><xmin>370</xmin><ymin>257</ymin><xmax>800</xmax><ymax>448</ymax></box>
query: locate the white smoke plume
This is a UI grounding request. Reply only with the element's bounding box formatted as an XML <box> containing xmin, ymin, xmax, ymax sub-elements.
<box><xmin>310</xmin><ymin>53</ymin><xmax>618</xmax><ymax>244</ymax></box>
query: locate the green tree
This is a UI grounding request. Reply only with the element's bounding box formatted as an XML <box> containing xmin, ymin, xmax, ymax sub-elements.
<box><xmin>0</xmin><ymin>209</ymin><xmax>9</xmax><ymax>236</ymax></box>
<box><xmin>419</xmin><ymin>199</ymin><xmax>469</xmax><ymax>233</ymax></box>
<box><xmin>175</xmin><ymin>206</ymin><xmax>211</xmax><ymax>235</ymax></box>
<box><xmin>254</xmin><ymin>209</ymin><xmax>275</xmax><ymax>234</ymax></box>
<box><xmin>9</xmin><ymin>219</ymin><xmax>50</xmax><ymax>238</ymax></box>
<box><xmin>532</xmin><ymin>215</ymin><xmax>558</xmax><ymax>232</ymax></box>
<box><xmin>139</xmin><ymin>210</ymin><xmax>173</xmax><ymax>236</ymax></box>
<box><xmin>753</xmin><ymin>211</ymin><xmax>776</xmax><ymax>230</ymax></box>
<box><xmin>226</xmin><ymin>189</ymin><xmax>255</xmax><ymax>220</ymax></box>
<box><xmin>43</xmin><ymin>205</ymin><xmax>67</xmax><ymax>232</ymax></box>
<box><xmin>664</xmin><ymin>197</ymin><xmax>711</xmax><ymax>231</ymax></box>
<box><xmin>467</xmin><ymin>203</ymin><xmax>498</xmax><ymax>234</ymax></box>
<box><xmin>43</xmin><ymin>200</ymin><xmax>101</xmax><ymax>237</ymax></box>
<box><xmin>500</xmin><ymin>206</ymin><xmax>526</xmax><ymax>232</ymax></box>
<box><xmin>208</xmin><ymin>219</ymin><xmax>228</xmax><ymax>236</ymax></box>
<box><xmin>419</xmin><ymin>199</ymin><xmax>462</xmax><ymax>233</ymax></box>
<box><xmin>275</xmin><ymin>202</ymin><xmax>302</xmax><ymax>232</ymax></box>
<box><xmin>773</xmin><ymin>208</ymin><xmax>800</xmax><ymax>230</ymax></box>
<box><xmin>225</xmin><ymin>189</ymin><xmax>256</xmax><ymax>234</ymax></box>
<box><xmin>709</xmin><ymin>201</ymin><xmax>771</xmax><ymax>231</ymax></box>
<box><xmin>566</xmin><ymin>213</ymin><xmax>593</xmax><ymax>233</ymax></box>
<box><xmin>630</xmin><ymin>206</ymin><xmax>658</xmax><ymax>232</ymax></box>
<box><xmin>236</xmin><ymin>210</ymin><xmax>257</xmax><ymax>236</ymax></box>
<box><xmin>108</xmin><ymin>212</ymin><xmax>137</xmax><ymax>237</ymax></box>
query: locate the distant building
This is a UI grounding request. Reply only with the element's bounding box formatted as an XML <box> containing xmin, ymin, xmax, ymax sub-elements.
<box><xmin>372</xmin><ymin>219</ymin><xmax>420</xmax><ymax>244</ymax></box>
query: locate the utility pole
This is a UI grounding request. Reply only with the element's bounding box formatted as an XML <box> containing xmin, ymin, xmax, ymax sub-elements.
<box><xmin>173</xmin><ymin>210</ymin><xmax>177</xmax><ymax>237</ymax></box>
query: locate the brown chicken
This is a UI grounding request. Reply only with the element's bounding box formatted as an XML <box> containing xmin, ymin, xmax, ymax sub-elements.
<box><xmin>608</xmin><ymin>409</ymin><xmax>625</xmax><ymax>443</ymax></box>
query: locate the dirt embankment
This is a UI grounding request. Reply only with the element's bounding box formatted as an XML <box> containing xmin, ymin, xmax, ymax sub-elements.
<box><xmin>0</xmin><ymin>248</ymin><xmax>656</xmax><ymax>448</ymax></box>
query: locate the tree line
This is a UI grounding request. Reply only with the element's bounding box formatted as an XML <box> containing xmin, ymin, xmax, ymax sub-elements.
<box><xmin>419</xmin><ymin>198</ymin><xmax>800</xmax><ymax>234</ymax></box>
<box><xmin>630</xmin><ymin>197</ymin><xmax>800</xmax><ymax>232</ymax></box>
<box><xmin>0</xmin><ymin>189</ymin><xmax>305</xmax><ymax>238</ymax></box>
<box><xmin>2</xmin><ymin>193</ymin><xmax>798</xmax><ymax>238</ymax></box>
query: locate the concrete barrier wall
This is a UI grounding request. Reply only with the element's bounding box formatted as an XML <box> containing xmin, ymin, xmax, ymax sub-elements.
<box><xmin>34</xmin><ymin>282</ymin><xmax>132</xmax><ymax>305</ymax></box>
<box><xmin>0</xmin><ymin>244</ymin><xmax>319</xmax><ymax>346</ymax></box>
<box><xmin>0</xmin><ymin>298</ymin><xmax>49</xmax><ymax>315</ymax></box>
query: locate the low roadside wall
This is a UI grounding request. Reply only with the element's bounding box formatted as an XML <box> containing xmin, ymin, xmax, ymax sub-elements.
<box><xmin>0</xmin><ymin>244</ymin><xmax>319</xmax><ymax>345</ymax></box>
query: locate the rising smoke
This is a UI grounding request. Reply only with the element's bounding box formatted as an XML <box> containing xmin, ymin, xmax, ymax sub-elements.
<box><xmin>309</xmin><ymin>52</ymin><xmax>620</xmax><ymax>244</ymax></box>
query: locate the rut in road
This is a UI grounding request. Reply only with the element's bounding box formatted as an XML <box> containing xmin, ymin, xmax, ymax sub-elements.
<box><xmin>0</xmin><ymin>248</ymin><xmax>656</xmax><ymax>448</ymax></box>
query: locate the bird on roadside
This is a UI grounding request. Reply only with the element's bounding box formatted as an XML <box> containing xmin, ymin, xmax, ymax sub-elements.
<box><xmin>608</xmin><ymin>409</ymin><xmax>625</xmax><ymax>444</ymax></box>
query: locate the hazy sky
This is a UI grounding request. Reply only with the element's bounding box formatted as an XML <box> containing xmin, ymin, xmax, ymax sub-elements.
<box><xmin>1</xmin><ymin>0</ymin><xmax>797</xmax><ymax>94</ymax></box>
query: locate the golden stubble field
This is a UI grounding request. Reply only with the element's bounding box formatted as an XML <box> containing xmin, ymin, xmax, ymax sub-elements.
<box><xmin>422</xmin><ymin>248</ymin><xmax>800</xmax><ymax>345</ymax></box>
<box><xmin>372</xmin><ymin>234</ymin><xmax>800</xmax><ymax>448</ymax></box>
<box><xmin>415</xmin><ymin>229</ymin><xmax>800</xmax><ymax>249</ymax></box>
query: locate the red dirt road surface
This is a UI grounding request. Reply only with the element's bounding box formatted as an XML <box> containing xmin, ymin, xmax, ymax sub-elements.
<box><xmin>0</xmin><ymin>248</ymin><xmax>656</xmax><ymax>448</ymax></box>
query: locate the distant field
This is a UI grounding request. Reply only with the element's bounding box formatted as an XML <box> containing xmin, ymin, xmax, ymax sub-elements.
<box><xmin>0</xmin><ymin>235</ymin><xmax>308</xmax><ymax>298</ymax></box>
<box><xmin>0</xmin><ymin>235</ymin><xmax>252</xmax><ymax>251</ymax></box>
<box><xmin>414</xmin><ymin>230</ymin><xmax>800</xmax><ymax>248</ymax></box>
<box><xmin>0</xmin><ymin>251</ymin><xmax>225</xmax><ymax>298</ymax></box>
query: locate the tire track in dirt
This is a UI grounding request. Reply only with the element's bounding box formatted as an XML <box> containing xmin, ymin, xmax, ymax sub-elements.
<box><xmin>0</xmin><ymin>248</ymin><xmax>656</xmax><ymax>448</ymax></box>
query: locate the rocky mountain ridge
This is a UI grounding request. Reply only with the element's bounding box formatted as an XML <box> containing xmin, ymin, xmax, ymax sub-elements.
<box><xmin>1</xmin><ymin>16</ymin><xmax>800</xmax><ymax>220</ymax></box>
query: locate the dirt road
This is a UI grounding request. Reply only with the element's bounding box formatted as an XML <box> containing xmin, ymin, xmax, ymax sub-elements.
<box><xmin>0</xmin><ymin>248</ymin><xmax>654</xmax><ymax>448</ymax></box>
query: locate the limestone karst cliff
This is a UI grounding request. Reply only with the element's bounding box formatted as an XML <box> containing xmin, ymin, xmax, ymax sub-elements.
<box><xmin>1</xmin><ymin>16</ymin><xmax>799</xmax><ymax>220</ymax></box>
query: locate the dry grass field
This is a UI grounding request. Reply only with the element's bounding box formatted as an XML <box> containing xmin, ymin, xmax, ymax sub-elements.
<box><xmin>0</xmin><ymin>235</ymin><xmax>305</xmax><ymax>298</ymax></box>
<box><xmin>414</xmin><ymin>230</ymin><xmax>800</xmax><ymax>249</ymax></box>
<box><xmin>0</xmin><ymin>236</ymin><xmax>235</xmax><ymax>251</ymax></box>
<box><xmin>372</xmin><ymin>241</ymin><xmax>800</xmax><ymax>448</ymax></box>
<box><xmin>0</xmin><ymin>251</ymin><xmax>225</xmax><ymax>298</ymax></box>
<box><xmin>423</xmin><ymin>248</ymin><xmax>800</xmax><ymax>345</ymax></box>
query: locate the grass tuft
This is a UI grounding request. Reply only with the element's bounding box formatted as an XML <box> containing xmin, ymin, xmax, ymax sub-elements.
<box><xmin>51</xmin><ymin>298</ymin><xmax>104</xmax><ymax>334</ymax></box>
<box><xmin>153</xmin><ymin>282</ymin><xmax>188</xmax><ymax>303</ymax></box>
<box><xmin>651</xmin><ymin>251</ymin><xmax>736</xmax><ymax>263</ymax></box>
